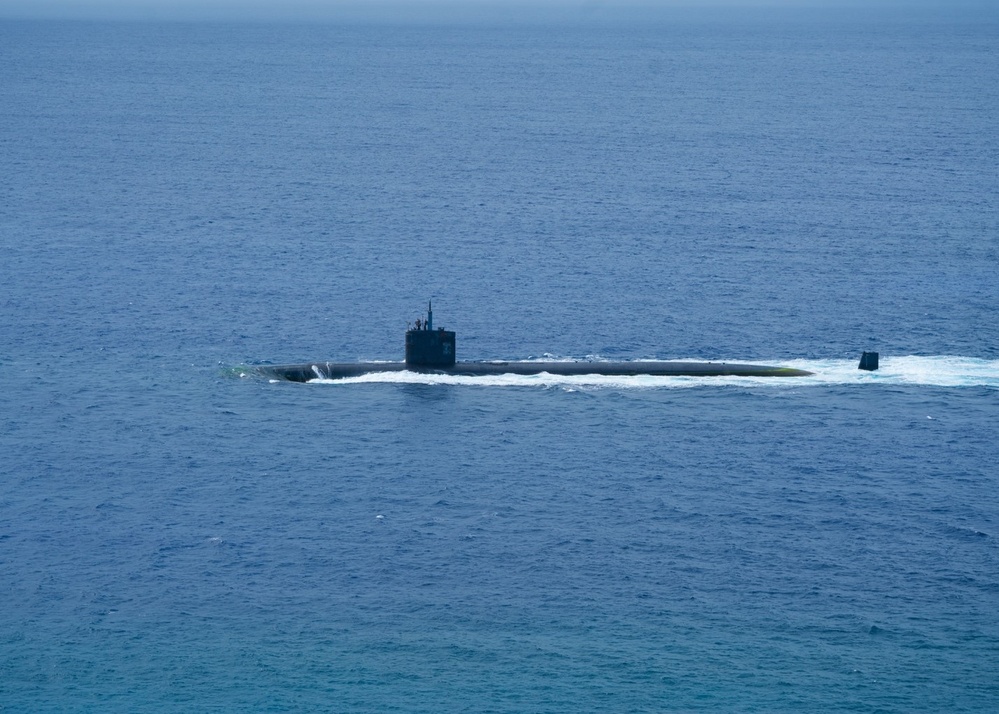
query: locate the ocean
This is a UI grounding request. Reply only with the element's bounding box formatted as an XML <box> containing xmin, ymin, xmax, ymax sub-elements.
<box><xmin>2</xmin><ymin>8</ymin><xmax>998</xmax><ymax>711</ymax></box>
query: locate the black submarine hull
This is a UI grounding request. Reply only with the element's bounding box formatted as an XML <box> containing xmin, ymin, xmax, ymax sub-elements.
<box><xmin>257</xmin><ymin>360</ymin><xmax>813</xmax><ymax>382</ymax></box>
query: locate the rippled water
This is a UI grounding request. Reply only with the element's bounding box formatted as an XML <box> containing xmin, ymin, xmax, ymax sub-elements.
<box><xmin>2</xmin><ymin>10</ymin><xmax>998</xmax><ymax>712</ymax></box>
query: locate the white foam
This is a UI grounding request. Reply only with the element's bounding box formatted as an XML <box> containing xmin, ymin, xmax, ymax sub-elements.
<box><xmin>306</xmin><ymin>356</ymin><xmax>999</xmax><ymax>389</ymax></box>
<box><xmin>781</xmin><ymin>356</ymin><xmax>999</xmax><ymax>388</ymax></box>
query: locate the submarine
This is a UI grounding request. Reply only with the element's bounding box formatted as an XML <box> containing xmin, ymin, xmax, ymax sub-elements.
<box><xmin>256</xmin><ymin>303</ymin><xmax>814</xmax><ymax>382</ymax></box>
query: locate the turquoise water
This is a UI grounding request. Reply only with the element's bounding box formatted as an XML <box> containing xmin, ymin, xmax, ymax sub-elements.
<box><xmin>2</xmin><ymin>10</ymin><xmax>998</xmax><ymax>712</ymax></box>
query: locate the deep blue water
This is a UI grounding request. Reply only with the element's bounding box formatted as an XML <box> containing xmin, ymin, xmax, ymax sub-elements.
<box><xmin>2</xmin><ymin>10</ymin><xmax>998</xmax><ymax>712</ymax></box>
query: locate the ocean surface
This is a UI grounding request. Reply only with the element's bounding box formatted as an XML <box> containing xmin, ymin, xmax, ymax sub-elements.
<box><xmin>2</xmin><ymin>8</ymin><xmax>998</xmax><ymax>712</ymax></box>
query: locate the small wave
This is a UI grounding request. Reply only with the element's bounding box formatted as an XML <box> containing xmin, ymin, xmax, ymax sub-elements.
<box><xmin>304</xmin><ymin>356</ymin><xmax>998</xmax><ymax>389</ymax></box>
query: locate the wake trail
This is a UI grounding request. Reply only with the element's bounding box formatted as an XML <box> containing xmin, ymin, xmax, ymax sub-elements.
<box><xmin>305</xmin><ymin>356</ymin><xmax>999</xmax><ymax>389</ymax></box>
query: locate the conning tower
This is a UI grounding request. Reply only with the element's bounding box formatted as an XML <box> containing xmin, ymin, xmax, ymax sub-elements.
<box><xmin>405</xmin><ymin>301</ymin><xmax>456</xmax><ymax>368</ymax></box>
